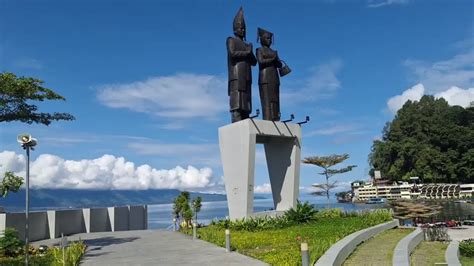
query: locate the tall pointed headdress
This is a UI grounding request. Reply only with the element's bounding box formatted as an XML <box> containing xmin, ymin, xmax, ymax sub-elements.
<box><xmin>233</xmin><ymin>7</ymin><xmax>246</xmax><ymax>38</ymax></box>
<box><xmin>257</xmin><ymin>27</ymin><xmax>274</xmax><ymax>44</ymax></box>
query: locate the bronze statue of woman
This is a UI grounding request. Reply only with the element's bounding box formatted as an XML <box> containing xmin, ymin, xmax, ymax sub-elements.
<box><xmin>256</xmin><ymin>28</ymin><xmax>283</xmax><ymax>121</ymax></box>
<box><xmin>226</xmin><ymin>7</ymin><xmax>257</xmax><ymax>123</ymax></box>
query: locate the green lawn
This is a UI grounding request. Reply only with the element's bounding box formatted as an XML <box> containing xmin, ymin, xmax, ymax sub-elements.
<box><xmin>194</xmin><ymin>215</ymin><xmax>392</xmax><ymax>266</ymax></box>
<box><xmin>410</xmin><ymin>241</ymin><xmax>448</xmax><ymax>266</ymax></box>
<box><xmin>460</xmin><ymin>255</ymin><xmax>474</xmax><ymax>266</ymax></box>
<box><xmin>343</xmin><ymin>228</ymin><xmax>414</xmax><ymax>266</ymax></box>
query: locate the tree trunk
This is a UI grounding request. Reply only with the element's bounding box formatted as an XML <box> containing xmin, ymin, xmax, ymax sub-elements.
<box><xmin>325</xmin><ymin>170</ymin><xmax>330</xmax><ymax>208</ymax></box>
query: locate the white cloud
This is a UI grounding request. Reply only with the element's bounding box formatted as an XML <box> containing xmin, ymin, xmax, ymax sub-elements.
<box><xmin>367</xmin><ymin>0</ymin><xmax>409</xmax><ymax>8</ymax></box>
<box><xmin>387</xmin><ymin>84</ymin><xmax>474</xmax><ymax>114</ymax></box>
<box><xmin>282</xmin><ymin>59</ymin><xmax>343</xmax><ymax>103</ymax></box>
<box><xmin>127</xmin><ymin>142</ymin><xmax>221</xmax><ymax>167</ymax></box>
<box><xmin>306</xmin><ymin>124</ymin><xmax>362</xmax><ymax>137</ymax></box>
<box><xmin>388</xmin><ymin>45</ymin><xmax>474</xmax><ymax>113</ymax></box>
<box><xmin>128</xmin><ymin>142</ymin><xmax>215</xmax><ymax>157</ymax></box>
<box><xmin>435</xmin><ymin>86</ymin><xmax>474</xmax><ymax>107</ymax></box>
<box><xmin>0</xmin><ymin>151</ymin><xmax>217</xmax><ymax>190</ymax></box>
<box><xmin>333</xmin><ymin>181</ymin><xmax>353</xmax><ymax>192</ymax></box>
<box><xmin>0</xmin><ymin>151</ymin><xmax>25</xmax><ymax>173</ymax></box>
<box><xmin>404</xmin><ymin>49</ymin><xmax>474</xmax><ymax>94</ymax></box>
<box><xmin>97</xmin><ymin>73</ymin><xmax>227</xmax><ymax>119</ymax></box>
<box><xmin>387</xmin><ymin>83</ymin><xmax>425</xmax><ymax>113</ymax></box>
<box><xmin>158</xmin><ymin>121</ymin><xmax>186</xmax><ymax>130</ymax></box>
<box><xmin>254</xmin><ymin>183</ymin><xmax>272</xmax><ymax>194</ymax></box>
<box><xmin>305</xmin><ymin>59</ymin><xmax>343</xmax><ymax>98</ymax></box>
<box><xmin>301</xmin><ymin>181</ymin><xmax>352</xmax><ymax>194</ymax></box>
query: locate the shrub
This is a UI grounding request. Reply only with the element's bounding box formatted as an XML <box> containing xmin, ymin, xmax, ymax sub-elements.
<box><xmin>0</xmin><ymin>228</ymin><xmax>23</xmax><ymax>257</ymax></box>
<box><xmin>460</xmin><ymin>239</ymin><xmax>474</xmax><ymax>257</ymax></box>
<box><xmin>361</xmin><ymin>209</ymin><xmax>393</xmax><ymax>223</ymax></box>
<box><xmin>284</xmin><ymin>200</ymin><xmax>317</xmax><ymax>223</ymax></box>
<box><xmin>207</xmin><ymin>208</ymin><xmax>393</xmax><ymax>233</ymax></box>
<box><xmin>424</xmin><ymin>227</ymin><xmax>450</xmax><ymax>242</ymax></box>
<box><xmin>211</xmin><ymin>216</ymin><xmax>291</xmax><ymax>232</ymax></box>
<box><xmin>48</xmin><ymin>241</ymin><xmax>86</xmax><ymax>266</ymax></box>
<box><xmin>314</xmin><ymin>208</ymin><xmax>344</xmax><ymax>219</ymax></box>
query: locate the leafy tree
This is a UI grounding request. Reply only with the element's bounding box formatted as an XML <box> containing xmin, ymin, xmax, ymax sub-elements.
<box><xmin>302</xmin><ymin>154</ymin><xmax>356</xmax><ymax>207</ymax></box>
<box><xmin>0</xmin><ymin>72</ymin><xmax>75</xmax><ymax>125</ymax></box>
<box><xmin>1</xmin><ymin>72</ymin><xmax>76</xmax><ymax>195</ymax></box>
<box><xmin>335</xmin><ymin>191</ymin><xmax>352</xmax><ymax>202</ymax></box>
<box><xmin>369</xmin><ymin>95</ymin><xmax>473</xmax><ymax>183</ymax></box>
<box><xmin>1</xmin><ymin>172</ymin><xmax>23</xmax><ymax>198</ymax></box>
<box><xmin>192</xmin><ymin>197</ymin><xmax>202</xmax><ymax>224</ymax></box>
<box><xmin>172</xmin><ymin>191</ymin><xmax>194</xmax><ymax>228</ymax></box>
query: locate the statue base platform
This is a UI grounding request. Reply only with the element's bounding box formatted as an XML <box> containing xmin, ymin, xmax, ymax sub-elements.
<box><xmin>218</xmin><ymin>119</ymin><xmax>301</xmax><ymax>220</ymax></box>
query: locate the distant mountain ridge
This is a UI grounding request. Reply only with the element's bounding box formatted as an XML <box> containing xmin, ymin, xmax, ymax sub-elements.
<box><xmin>0</xmin><ymin>189</ymin><xmax>227</xmax><ymax>212</ymax></box>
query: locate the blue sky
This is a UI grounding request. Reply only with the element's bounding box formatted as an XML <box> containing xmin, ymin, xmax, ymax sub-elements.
<box><xmin>1</xmin><ymin>0</ymin><xmax>473</xmax><ymax>194</ymax></box>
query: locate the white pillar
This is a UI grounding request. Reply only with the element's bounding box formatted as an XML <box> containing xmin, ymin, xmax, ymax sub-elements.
<box><xmin>47</xmin><ymin>210</ymin><xmax>56</xmax><ymax>239</ymax></box>
<box><xmin>83</xmin><ymin>208</ymin><xmax>91</xmax><ymax>233</ymax></box>
<box><xmin>219</xmin><ymin>119</ymin><xmax>301</xmax><ymax>220</ymax></box>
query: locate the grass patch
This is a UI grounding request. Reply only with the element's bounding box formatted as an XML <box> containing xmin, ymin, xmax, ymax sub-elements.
<box><xmin>191</xmin><ymin>210</ymin><xmax>392</xmax><ymax>265</ymax></box>
<box><xmin>343</xmin><ymin>228</ymin><xmax>413</xmax><ymax>266</ymax></box>
<box><xmin>460</xmin><ymin>255</ymin><xmax>474</xmax><ymax>266</ymax></box>
<box><xmin>410</xmin><ymin>241</ymin><xmax>448</xmax><ymax>266</ymax></box>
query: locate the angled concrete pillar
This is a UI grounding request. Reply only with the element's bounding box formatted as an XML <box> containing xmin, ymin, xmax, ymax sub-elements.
<box><xmin>219</xmin><ymin>119</ymin><xmax>301</xmax><ymax>220</ymax></box>
<box><xmin>47</xmin><ymin>210</ymin><xmax>56</xmax><ymax>239</ymax></box>
<box><xmin>83</xmin><ymin>208</ymin><xmax>91</xmax><ymax>233</ymax></box>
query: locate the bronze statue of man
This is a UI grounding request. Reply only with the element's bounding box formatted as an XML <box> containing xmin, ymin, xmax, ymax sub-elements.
<box><xmin>226</xmin><ymin>7</ymin><xmax>257</xmax><ymax>123</ymax></box>
<box><xmin>256</xmin><ymin>28</ymin><xmax>283</xmax><ymax>121</ymax></box>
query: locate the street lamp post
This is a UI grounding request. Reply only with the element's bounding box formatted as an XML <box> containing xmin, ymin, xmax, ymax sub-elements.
<box><xmin>17</xmin><ymin>133</ymin><xmax>37</xmax><ymax>266</ymax></box>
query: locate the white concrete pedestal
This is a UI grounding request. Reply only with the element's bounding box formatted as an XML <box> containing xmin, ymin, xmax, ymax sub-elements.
<box><xmin>219</xmin><ymin>119</ymin><xmax>301</xmax><ymax>220</ymax></box>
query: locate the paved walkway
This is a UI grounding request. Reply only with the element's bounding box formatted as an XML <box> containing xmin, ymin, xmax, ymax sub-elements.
<box><xmin>33</xmin><ymin>230</ymin><xmax>268</xmax><ymax>266</ymax></box>
<box><xmin>447</xmin><ymin>226</ymin><xmax>474</xmax><ymax>241</ymax></box>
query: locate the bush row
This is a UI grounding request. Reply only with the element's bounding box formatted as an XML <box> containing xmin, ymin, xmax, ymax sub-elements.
<box><xmin>208</xmin><ymin>201</ymin><xmax>393</xmax><ymax>232</ymax></box>
<box><xmin>460</xmin><ymin>239</ymin><xmax>474</xmax><ymax>258</ymax></box>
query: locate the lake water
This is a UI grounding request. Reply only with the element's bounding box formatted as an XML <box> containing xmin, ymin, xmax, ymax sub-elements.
<box><xmin>148</xmin><ymin>195</ymin><xmax>474</xmax><ymax>229</ymax></box>
<box><xmin>148</xmin><ymin>195</ymin><xmax>383</xmax><ymax>229</ymax></box>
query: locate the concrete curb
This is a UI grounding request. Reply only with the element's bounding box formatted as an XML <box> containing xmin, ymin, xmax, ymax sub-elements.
<box><xmin>392</xmin><ymin>227</ymin><xmax>424</xmax><ymax>266</ymax></box>
<box><xmin>445</xmin><ymin>241</ymin><xmax>461</xmax><ymax>266</ymax></box>
<box><xmin>315</xmin><ymin>219</ymin><xmax>399</xmax><ymax>266</ymax></box>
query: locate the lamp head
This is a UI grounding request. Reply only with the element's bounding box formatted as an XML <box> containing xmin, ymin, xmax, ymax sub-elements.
<box><xmin>17</xmin><ymin>133</ymin><xmax>37</xmax><ymax>147</ymax></box>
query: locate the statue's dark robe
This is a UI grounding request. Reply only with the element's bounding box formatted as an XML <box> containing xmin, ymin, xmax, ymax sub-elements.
<box><xmin>257</xmin><ymin>46</ymin><xmax>282</xmax><ymax>121</ymax></box>
<box><xmin>227</xmin><ymin>37</ymin><xmax>257</xmax><ymax>113</ymax></box>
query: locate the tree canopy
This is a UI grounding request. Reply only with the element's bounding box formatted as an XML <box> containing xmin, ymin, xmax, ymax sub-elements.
<box><xmin>369</xmin><ymin>95</ymin><xmax>474</xmax><ymax>183</ymax></box>
<box><xmin>390</xmin><ymin>200</ymin><xmax>441</xmax><ymax>221</ymax></box>
<box><xmin>0</xmin><ymin>72</ymin><xmax>76</xmax><ymax>198</ymax></box>
<box><xmin>0</xmin><ymin>72</ymin><xmax>75</xmax><ymax>125</ymax></box>
<box><xmin>0</xmin><ymin>172</ymin><xmax>23</xmax><ymax>198</ymax></box>
<box><xmin>173</xmin><ymin>191</ymin><xmax>202</xmax><ymax>228</ymax></box>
